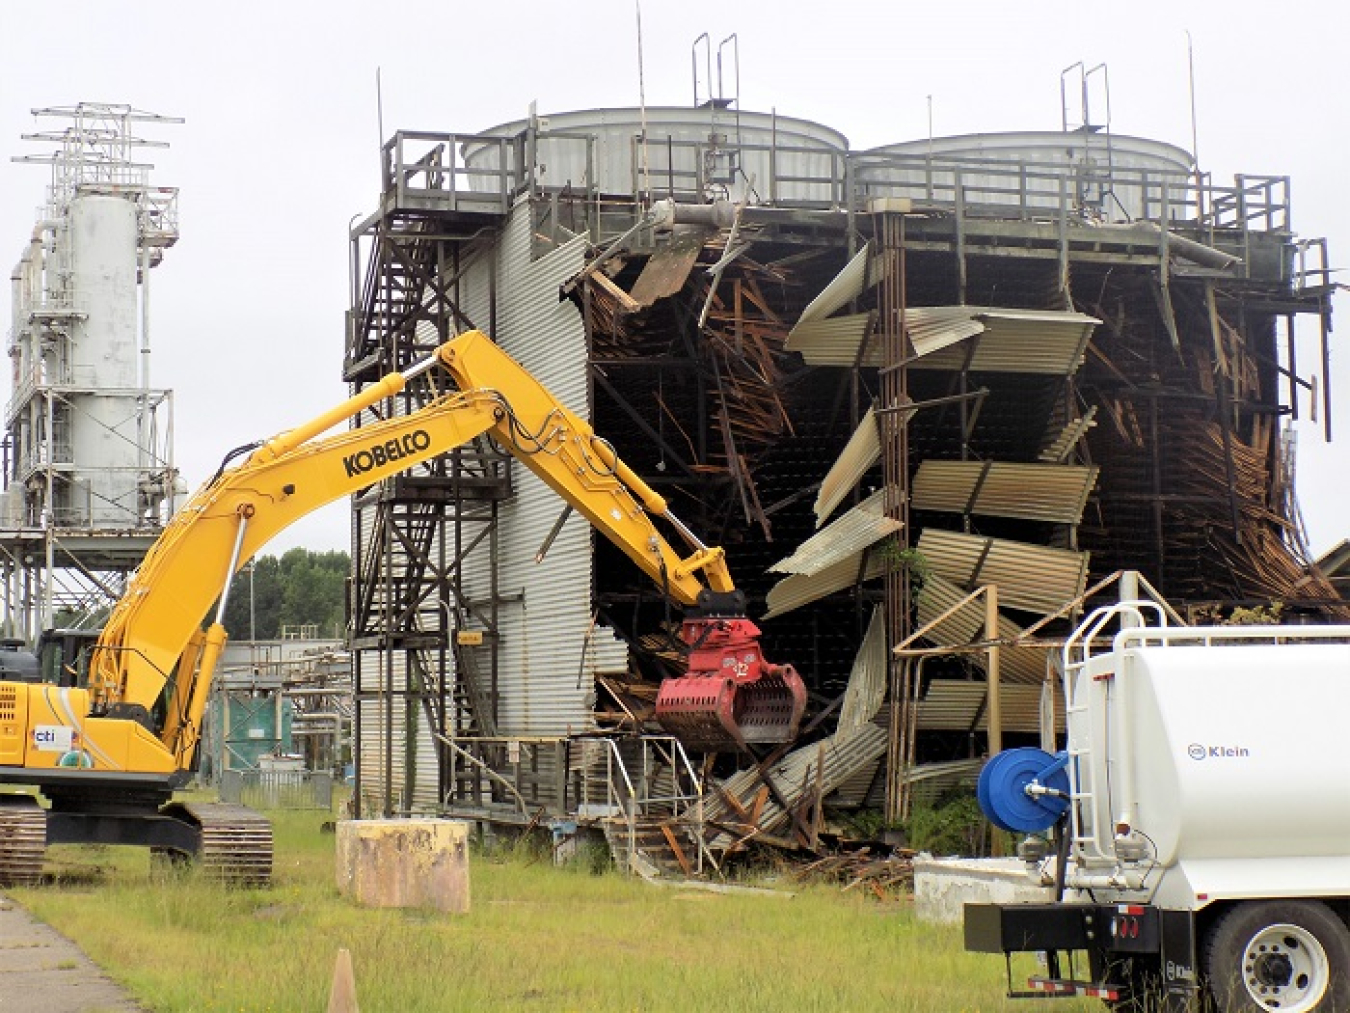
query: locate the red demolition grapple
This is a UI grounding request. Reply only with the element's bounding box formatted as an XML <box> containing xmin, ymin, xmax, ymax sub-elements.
<box><xmin>654</xmin><ymin>592</ymin><xmax>807</xmax><ymax>753</ymax></box>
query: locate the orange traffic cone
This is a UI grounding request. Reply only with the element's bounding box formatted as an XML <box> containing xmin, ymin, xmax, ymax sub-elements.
<box><xmin>327</xmin><ymin>947</ymin><xmax>359</xmax><ymax>1013</ymax></box>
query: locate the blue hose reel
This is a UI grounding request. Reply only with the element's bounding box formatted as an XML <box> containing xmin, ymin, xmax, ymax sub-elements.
<box><xmin>977</xmin><ymin>747</ymin><xmax>1071</xmax><ymax>834</ymax></box>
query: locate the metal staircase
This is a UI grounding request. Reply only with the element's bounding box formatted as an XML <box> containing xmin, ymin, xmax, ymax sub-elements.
<box><xmin>573</xmin><ymin>735</ymin><xmax>707</xmax><ymax>877</ymax></box>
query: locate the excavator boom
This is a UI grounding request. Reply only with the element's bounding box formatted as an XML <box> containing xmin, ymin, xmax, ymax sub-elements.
<box><xmin>0</xmin><ymin>329</ymin><xmax>806</xmax><ymax>883</ymax></box>
<box><xmin>88</xmin><ymin>333</ymin><xmax>802</xmax><ymax>754</ymax></box>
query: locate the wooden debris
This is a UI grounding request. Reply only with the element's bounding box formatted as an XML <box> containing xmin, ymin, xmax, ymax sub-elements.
<box><xmin>659</xmin><ymin>822</ymin><xmax>694</xmax><ymax>877</ymax></box>
<box><xmin>790</xmin><ymin>846</ymin><xmax>917</xmax><ymax>900</ymax></box>
<box><xmin>590</xmin><ymin>270</ymin><xmax>641</xmax><ymax>313</ymax></box>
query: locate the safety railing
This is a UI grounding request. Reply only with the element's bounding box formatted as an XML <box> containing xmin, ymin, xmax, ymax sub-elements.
<box><xmin>575</xmin><ymin>734</ymin><xmax>702</xmax><ymax>819</ymax></box>
<box><xmin>220</xmin><ymin>768</ymin><xmax>334</xmax><ymax>810</ymax></box>
<box><xmin>853</xmin><ymin>150</ymin><xmax>1200</xmax><ymax>224</ymax></box>
<box><xmin>1202</xmin><ymin>173</ymin><xmax>1290</xmax><ymax>233</ymax></box>
<box><xmin>377</xmin><ymin>123</ymin><xmax>1303</xmax><ymax>256</ymax></box>
<box><xmin>620</xmin><ymin>133</ymin><xmax>849</xmax><ymax>208</ymax></box>
<box><xmin>434</xmin><ymin>735</ymin><xmax>568</xmax><ymax>819</ymax></box>
<box><xmin>436</xmin><ymin>734</ymin><xmax>700</xmax><ymax>817</ymax></box>
<box><xmin>380</xmin><ymin>130</ymin><xmax>521</xmax><ymax>216</ymax></box>
<box><xmin>575</xmin><ymin>734</ymin><xmax>706</xmax><ymax>876</ymax></box>
<box><xmin>430</xmin><ymin>732</ymin><xmax>704</xmax><ymax>869</ymax></box>
<box><xmin>1294</xmin><ymin>236</ymin><xmax>1333</xmax><ymax>293</ymax></box>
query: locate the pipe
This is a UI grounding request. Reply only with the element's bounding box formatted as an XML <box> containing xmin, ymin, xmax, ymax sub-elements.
<box><xmin>1132</xmin><ymin>221</ymin><xmax>1241</xmax><ymax>270</ymax></box>
<box><xmin>667</xmin><ymin>200</ymin><xmax>736</xmax><ymax>229</ymax></box>
<box><xmin>1064</xmin><ymin>870</ymin><xmax>1148</xmax><ymax>891</ymax></box>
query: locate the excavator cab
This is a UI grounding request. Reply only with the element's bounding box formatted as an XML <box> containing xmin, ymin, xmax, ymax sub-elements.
<box><xmin>0</xmin><ymin>638</ymin><xmax>39</xmax><ymax>685</ymax></box>
<box><xmin>655</xmin><ymin>591</ymin><xmax>807</xmax><ymax>753</ymax></box>
<box><xmin>35</xmin><ymin>629</ymin><xmax>100</xmax><ymax>688</ymax></box>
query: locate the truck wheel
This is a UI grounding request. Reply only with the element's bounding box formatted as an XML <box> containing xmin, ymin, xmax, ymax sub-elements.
<box><xmin>1204</xmin><ymin>900</ymin><xmax>1350</xmax><ymax>1012</ymax></box>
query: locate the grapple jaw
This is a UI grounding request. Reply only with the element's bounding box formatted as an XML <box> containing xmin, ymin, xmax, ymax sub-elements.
<box><xmin>654</xmin><ymin>592</ymin><xmax>807</xmax><ymax>754</ymax></box>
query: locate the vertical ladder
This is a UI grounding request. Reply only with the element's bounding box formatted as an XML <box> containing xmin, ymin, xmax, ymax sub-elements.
<box><xmin>1059</xmin><ymin>601</ymin><xmax>1160</xmax><ymax>866</ymax></box>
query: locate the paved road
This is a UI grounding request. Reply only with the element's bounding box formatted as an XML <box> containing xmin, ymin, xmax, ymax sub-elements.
<box><xmin>0</xmin><ymin>892</ymin><xmax>143</xmax><ymax>1012</ymax></box>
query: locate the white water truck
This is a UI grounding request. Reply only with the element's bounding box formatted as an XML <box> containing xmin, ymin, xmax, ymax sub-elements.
<box><xmin>965</xmin><ymin>593</ymin><xmax>1350</xmax><ymax>1012</ymax></box>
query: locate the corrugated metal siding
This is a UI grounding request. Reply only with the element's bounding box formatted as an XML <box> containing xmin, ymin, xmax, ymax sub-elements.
<box><xmin>472</xmin><ymin>206</ymin><xmax>597</xmax><ymax>739</ymax></box>
<box><xmin>837</xmin><ymin>606</ymin><xmax>886</xmax><ymax>732</ymax></box>
<box><xmin>790</xmin><ymin>244</ymin><xmax>872</xmax><ymax>335</ymax></box>
<box><xmin>903</xmin><ymin>758</ymin><xmax>984</xmax><ymax>802</ymax></box>
<box><xmin>783</xmin><ymin>313</ymin><xmax>874</xmax><ymax>363</ymax></box>
<box><xmin>905</xmin><ymin>306</ymin><xmax>987</xmax><ymax>359</ymax></box>
<box><xmin>916</xmin><ymin>679</ymin><xmax>1063</xmax><ymax>735</ymax></box>
<box><xmin>833</xmin><ymin>748</ymin><xmax>991</xmax><ymax>811</ymax></box>
<box><xmin>914</xmin><ymin>574</ymin><xmax>1047</xmax><ymax>684</ymax></box>
<box><xmin>354</xmin><ymin>653</ymin><xmax>447</xmax><ymax>812</ymax></box>
<box><xmin>587</xmin><ymin>626</ymin><xmax>631</xmax><ymax>675</ymax></box>
<box><xmin>917</xmin><ymin>528</ymin><xmax>1089</xmax><ymax>616</ymax></box>
<box><xmin>785</xmin><ymin>305</ymin><xmax>1097</xmax><ymax>375</ymax></box>
<box><xmin>414</xmin><ymin>317</ymin><xmax>439</xmax><ymax>346</ymax></box>
<box><xmin>410</xmin><ymin>658</ymin><xmax>450</xmax><ymax>812</ymax></box>
<box><xmin>707</xmin><ymin>722</ymin><xmax>889</xmax><ymax>844</ymax></box>
<box><xmin>357</xmin><ymin>696</ymin><xmax>393</xmax><ymax>807</ymax></box>
<box><xmin>1038</xmin><ymin>406</ymin><xmax>1098</xmax><ymax>462</ymax></box>
<box><xmin>830</xmin><ymin>725</ymin><xmax>886</xmax><ymax>808</ymax></box>
<box><xmin>764</xmin><ymin>547</ymin><xmax>888</xmax><ymax>619</ymax></box>
<box><xmin>813</xmin><ymin>406</ymin><xmax>882</xmax><ymax>526</ymax></box>
<box><xmin>914</xmin><ymin>308</ymin><xmax>1098</xmax><ymax>376</ymax></box>
<box><xmin>770</xmin><ymin>490</ymin><xmax>900</xmax><ymax>576</ymax></box>
<box><xmin>911</xmin><ymin>460</ymin><xmax>1098</xmax><ymax>524</ymax></box>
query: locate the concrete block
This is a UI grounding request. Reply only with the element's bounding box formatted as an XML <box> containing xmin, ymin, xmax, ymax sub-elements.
<box><xmin>335</xmin><ymin>819</ymin><xmax>470</xmax><ymax>913</ymax></box>
<box><xmin>912</xmin><ymin>856</ymin><xmax>1052</xmax><ymax>924</ymax></box>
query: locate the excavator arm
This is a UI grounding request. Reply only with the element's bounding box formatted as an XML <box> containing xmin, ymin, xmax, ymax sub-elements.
<box><xmin>87</xmin><ymin>330</ymin><xmax>802</xmax><ymax>768</ymax></box>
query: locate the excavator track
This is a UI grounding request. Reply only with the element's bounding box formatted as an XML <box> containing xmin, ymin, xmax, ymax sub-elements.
<box><xmin>165</xmin><ymin>802</ymin><xmax>273</xmax><ymax>886</ymax></box>
<box><xmin>0</xmin><ymin>795</ymin><xmax>46</xmax><ymax>887</ymax></box>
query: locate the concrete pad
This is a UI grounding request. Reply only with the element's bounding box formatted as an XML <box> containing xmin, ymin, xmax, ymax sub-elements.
<box><xmin>913</xmin><ymin>856</ymin><xmax>1053</xmax><ymax>924</ymax></box>
<box><xmin>0</xmin><ymin>892</ymin><xmax>143</xmax><ymax>1012</ymax></box>
<box><xmin>335</xmin><ymin>819</ymin><xmax>470</xmax><ymax>913</ymax></box>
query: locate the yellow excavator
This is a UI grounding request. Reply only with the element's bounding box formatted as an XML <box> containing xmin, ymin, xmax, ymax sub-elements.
<box><xmin>0</xmin><ymin>331</ymin><xmax>806</xmax><ymax>885</ymax></box>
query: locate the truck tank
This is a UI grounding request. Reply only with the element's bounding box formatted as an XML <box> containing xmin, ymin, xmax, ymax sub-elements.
<box><xmin>1115</xmin><ymin>642</ymin><xmax>1350</xmax><ymax>867</ymax></box>
<box><xmin>1056</xmin><ymin>618</ymin><xmax>1350</xmax><ymax>908</ymax></box>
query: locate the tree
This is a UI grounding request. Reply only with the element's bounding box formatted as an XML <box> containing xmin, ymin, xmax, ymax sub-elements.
<box><xmin>221</xmin><ymin>550</ymin><xmax>348</xmax><ymax>641</ymax></box>
<box><xmin>278</xmin><ymin>548</ymin><xmax>348</xmax><ymax>638</ymax></box>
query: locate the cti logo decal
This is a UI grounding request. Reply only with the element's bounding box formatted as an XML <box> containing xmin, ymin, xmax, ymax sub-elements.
<box><xmin>342</xmin><ymin>430</ymin><xmax>432</xmax><ymax>478</ymax></box>
<box><xmin>1187</xmin><ymin>742</ymin><xmax>1250</xmax><ymax>760</ymax></box>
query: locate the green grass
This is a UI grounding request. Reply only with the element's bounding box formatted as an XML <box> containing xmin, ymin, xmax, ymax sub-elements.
<box><xmin>13</xmin><ymin>808</ymin><xmax>1099</xmax><ymax>1013</ymax></box>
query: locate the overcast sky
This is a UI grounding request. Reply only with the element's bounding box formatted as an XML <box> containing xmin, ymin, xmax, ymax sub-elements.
<box><xmin>1</xmin><ymin>0</ymin><xmax>1345</xmax><ymax>559</ymax></box>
